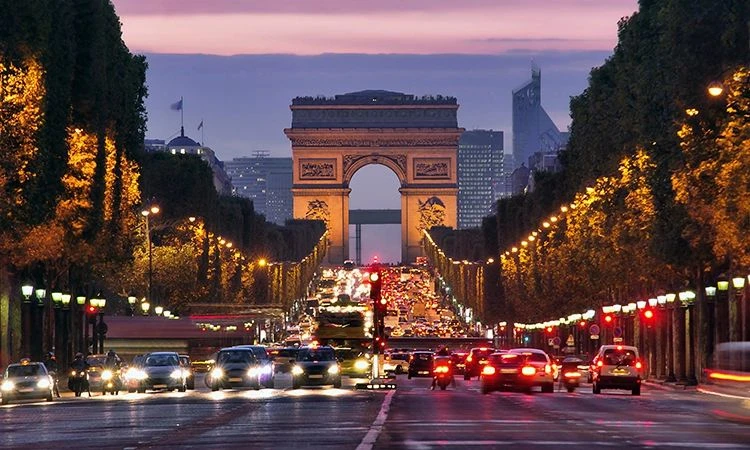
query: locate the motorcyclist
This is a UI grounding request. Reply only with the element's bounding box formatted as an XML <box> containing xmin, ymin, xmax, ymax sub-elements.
<box><xmin>105</xmin><ymin>349</ymin><xmax>119</xmax><ymax>369</ymax></box>
<box><xmin>44</xmin><ymin>352</ymin><xmax>61</xmax><ymax>397</ymax></box>
<box><xmin>431</xmin><ymin>346</ymin><xmax>454</xmax><ymax>390</ymax></box>
<box><xmin>71</xmin><ymin>352</ymin><xmax>89</xmax><ymax>371</ymax></box>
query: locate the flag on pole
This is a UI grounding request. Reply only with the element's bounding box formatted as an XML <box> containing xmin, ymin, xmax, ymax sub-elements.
<box><xmin>197</xmin><ymin>120</ymin><xmax>203</xmax><ymax>130</ymax></box>
<box><xmin>170</xmin><ymin>99</ymin><xmax>183</xmax><ymax>111</ymax></box>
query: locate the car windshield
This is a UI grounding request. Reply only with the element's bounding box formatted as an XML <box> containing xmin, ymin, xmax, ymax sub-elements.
<box><xmin>494</xmin><ymin>354</ymin><xmax>522</xmax><ymax>365</ymax></box>
<box><xmin>603</xmin><ymin>349</ymin><xmax>638</xmax><ymax>366</ymax></box>
<box><xmin>391</xmin><ymin>353</ymin><xmax>409</xmax><ymax>361</ymax></box>
<box><xmin>275</xmin><ymin>349</ymin><xmax>299</xmax><ymax>358</ymax></box>
<box><xmin>413</xmin><ymin>353</ymin><xmax>433</xmax><ymax>361</ymax></box>
<box><xmin>298</xmin><ymin>348</ymin><xmax>336</xmax><ymax>361</ymax></box>
<box><xmin>335</xmin><ymin>349</ymin><xmax>358</xmax><ymax>359</ymax></box>
<box><xmin>218</xmin><ymin>351</ymin><xmax>256</xmax><ymax>364</ymax></box>
<box><xmin>7</xmin><ymin>365</ymin><xmax>43</xmax><ymax>377</ymax></box>
<box><xmin>87</xmin><ymin>356</ymin><xmax>107</xmax><ymax>367</ymax></box>
<box><xmin>249</xmin><ymin>347</ymin><xmax>269</xmax><ymax>360</ymax></box>
<box><xmin>145</xmin><ymin>354</ymin><xmax>178</xmax><ymax>366</ymax></box>
<box><xmin>472</xmin><ymin>349</ymin><xmax>493</xmax><ymax>359</ymax></box>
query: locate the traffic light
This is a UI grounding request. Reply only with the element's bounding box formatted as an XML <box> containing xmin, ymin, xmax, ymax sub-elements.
<box><xmin>603</xmin><ymin>314</ymin><xmax>614</xmax><ymax>325</ymax></box>
<box><xmin>579</xmin><ymin>321</ymin><xmax>587</xmax><ymax>328</ymax></box>
<box><xmin>87</xmin><ymin>305</ymin><xmax>98</xmax><ymax>324</ymax></box>
<box><xmin>369</xmin><ymin>269</ymin><xmax>382</xmax><ymax>301</ymax></box>
<box><xmin>546</xmin><ymin>326</ymin><xmax>554</xmax><ymax>334</ymax></box>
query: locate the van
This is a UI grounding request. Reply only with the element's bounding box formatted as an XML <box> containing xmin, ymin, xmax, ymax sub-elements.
<box><xmin>591</xmin><ymin>344</ymin><xmax>642</xmax><ymax>395</ymax></box>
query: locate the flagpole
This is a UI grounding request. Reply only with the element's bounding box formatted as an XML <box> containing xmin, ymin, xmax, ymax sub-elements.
<box><xmin>180</xmin><ymin>96</ymin><xmax>184</xmax><ymax>132</ymax></box>
<box><xmin>201</xmin><ymin>118</ymin><xmax>204</xmax><ymax>146</ymax></box>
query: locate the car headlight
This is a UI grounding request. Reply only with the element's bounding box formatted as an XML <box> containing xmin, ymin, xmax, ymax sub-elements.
<box><xmin>171</xmin><ymin>369</ymin><xmax>184</xmax><ymax>379</ymax></box>
<box><xmin>354</xmin><ymin>359</ymin><xmax>369</xmax><ymax>371</ymax></box>
<box><xmin>247</xmin><ymin>367</ymin><xmax>260</xmax><ymax>378</ymax></box>
<box><xmin>101</xmin><ymin>370</ymin><xmax>113</xmax><ymax>381</ymax></box>
<box><xmin>37</xmin><ymin>378</ymin><xmax>51</xmax><ymax>389</ymax></box>
<box><xmin>211</xmin><ymin>368</ymin><xmax>225</xmax><ymax>379</ymax></box>
<box><xmin>328</xmin><ymin>365</ymin><xmax>340</xmax><ymax>375</ymax></box>
<box><xmin>291</xmin><ymin>366</ymin><xmax>304</xmax><ymax>376</ymax></box>
<box><xmin>1</xmin><ymin>380</ymin><xmax>14</xmax><ymax>391</ymax></box>
<box><xmin>133</xmin><ymin>369</ymin><xmax>147</xmax><ymax>380</ymax></box>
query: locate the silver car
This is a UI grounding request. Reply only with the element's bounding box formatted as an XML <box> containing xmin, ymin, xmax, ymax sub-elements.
<box><xmin>1</xmin><ymin>362</ymin><xmax>54</xmax><ymax>404</ymax></box>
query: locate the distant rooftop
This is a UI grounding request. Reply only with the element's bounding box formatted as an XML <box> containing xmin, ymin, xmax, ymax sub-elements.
<box><xmin>292</xmin><ymin>89</ymin><xmax>457</xmax><ymax>106</ymax></box>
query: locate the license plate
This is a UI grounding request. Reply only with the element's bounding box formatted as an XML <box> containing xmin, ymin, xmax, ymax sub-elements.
<box><xmin>501</xmin><ymin>369</ymin><xmax>517</xmax><ymax>374</ymax></box>
<box><xmin>154</xmin><ymin>384</ymin><xmax>167</xmax><ymax>388</ymax></box>
<box><xmin>18</xmin><ymin>388</ymin><xmax>34</xmax><ymax>393</ymax></box>
<box><xmin>612</xmin><ymin>369</ymin><xmax>629</xmax><ymax>375</ymax></box>
<box><xmin>309</xmin><ymin>375</ymin><xmax>323</xmax><ymax>379</ymax></box>
<box><xmin>418</xmin><ymin>371</ymin><xmax>429</xmax><ymax>375</ymax></box>
<box><xmin>479</xmin><ymin>360</ymin><xmax>488</xmax><ymax>364</ymax></box>
<box><xmin>229</xmin><ymin>377</ymin><xmax>243</xmax><ymax>382</ymax></box>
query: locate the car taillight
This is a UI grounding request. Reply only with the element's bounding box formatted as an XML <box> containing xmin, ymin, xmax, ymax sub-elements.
<box><xmin>635</xmin><ymin>361</ymin><xmax>642</xmax><ymax>370</ymax></box>
<box><xmin>482</xmin><ymin>366</ymin><xmax>496</xmax><ymax>376</ymax></box>
<box><xmin>521</xmin><ymin>366</ymin><xmax>536</xmax><ymax>376</ymax></box>
<box><xmin>563</xmin><ymin>371</ymin><xmax>581</xmax><ymax>378</ymax></box>
<box><xmin>466</xmin><ymin>354</ymin><xmax>473</xmax><ymax>363</ymax></box>
<box><xmin>596</xmin><ymin>360</ymin><xmax>603</xmax><ymax>367</ymax></box>
<box><xmin>544</xmin><ymin>364</ymin><xmax>552</xmax><ymax>374</ymax></box>
<box><xmin>434</xmin><ymin>366</ymin><xmax>449</xmax><ymax>374</ymax></box>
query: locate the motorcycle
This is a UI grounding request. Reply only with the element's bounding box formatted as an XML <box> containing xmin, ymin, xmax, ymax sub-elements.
<box><xmin>101</xmin><ymin>368</ymin><xmax>121</xmax><ymax>395</ymax></box>
<box><xmin>432</xmin><ymin>356</ymin><xmax>455</xmax><ymax>391</ymax></box>
<box><xmin>560</xmin><ymin>357</ymin><xmax>584</xmax><ymax>393</ymax></box>
<box><xmin>68</xmin><ymin>369</ymin><xmax>90</xmax><ymax>397</ymax></box>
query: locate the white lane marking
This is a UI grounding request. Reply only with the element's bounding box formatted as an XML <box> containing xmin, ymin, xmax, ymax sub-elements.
<box><xmin>404</xmin><ymin>440</ymin><xmax>749</xmax><ymax>448</ymax></box>
<box><xmin>356</xmin><ymin>389</ymin><xmax>395</xmax><ymax>450</ymax></box>
<box><xmin>697</xmin><ymin>387</ymin><xmax>750</xmax><ymax>400</ymax></box>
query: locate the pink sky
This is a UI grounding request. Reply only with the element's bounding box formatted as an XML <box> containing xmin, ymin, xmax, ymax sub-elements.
<box><xmin>113</xmin><ymin>0</ymin><xmax>638</xmax><ymax>55</ymax></box>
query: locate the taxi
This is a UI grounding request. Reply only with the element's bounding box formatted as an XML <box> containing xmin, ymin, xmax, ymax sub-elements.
<box><xmin>1</xmin><ymin>360</ymin><xmax>54</xmax><ymax>404</ymax></box>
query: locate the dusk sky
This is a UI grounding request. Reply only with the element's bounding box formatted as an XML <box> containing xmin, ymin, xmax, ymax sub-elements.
<box><xmin>111</xmin><ymin>0</ymin><xmax>639</xmax><ymax>263</ymax></box>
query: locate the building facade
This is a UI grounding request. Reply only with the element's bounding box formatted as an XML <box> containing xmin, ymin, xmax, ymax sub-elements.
<box><xmin>224</xmin><ymin>153</ymin><xmax>293</xmax><ymax>225</ymax></box>
<box><xmin>457</xmin><ymin>129</ymin><xmax>504</xmax><ymax>229</ymax></box>
<box><xmin>511</xmin><ymin>64</ymin><xmax>569</xmax><ymax>174</ymax></box>
<box><xmin>145</xmin><ymin>128</ymin><xmax>233</xmax><ymax>196</ymax></box>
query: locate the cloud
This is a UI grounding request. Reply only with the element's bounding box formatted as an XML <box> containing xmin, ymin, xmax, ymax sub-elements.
<box><xmin>114</xmin><ymin>1</ymin><xmax>637</xmax><ymax>55</ymax></box>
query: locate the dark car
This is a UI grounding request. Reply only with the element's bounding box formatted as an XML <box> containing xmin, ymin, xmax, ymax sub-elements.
<box><xmin>232</xmin><ymin>345</ymin><xmax>274</xmax><ymax>388</ymax></box>
<box><xmin>450</xmin><ymin>351</ymin><xmax>468</xmax><ymax>375</ymax></box>
<box><xmin>291</xmin><ymin>345</ymin><xmax>342</xmax><ymax>388</ymax></box>
<box><xmin>207</xmin><ymin>348</ymin><xmax>263</xmax><ymax>391</ymax></box>
<box><xmin>1</xmin><ymin>362</ymin><xmax>54</xmax><ymax>404</ymax></box>
<box><xmin>179</xmin><ymin>355</ymin><xmax>195</xmax><ymax>390</ymax></box>
<box><xmin>269</xmin><ymin>347</ymin><xmax>299</xmax><ymax>373</ymax></box>
<box><xmin>136</xmin><ymin>352</ymin><xmax>186</xmax><ymax>393</ymax></box>
<box><xmin>407</xmin><ymin>351</ymin><xmax>434</xmax><ymax>379</ymax></box>
<box><xmin>480</xmin><ymin>349</ymin><xmax>554</xmax><ymax>394</ymax></box>
<box><xmin>464</xmin><ymin>347</ymin><xmax>496</xmax><ymax>380</ymax></box>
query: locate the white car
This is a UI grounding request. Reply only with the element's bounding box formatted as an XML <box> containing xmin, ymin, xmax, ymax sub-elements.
<box><xmin>591</xmin><ymin>345</ymin><xmax>642</xmax><ymax>395</ymax></box>
<box><xmin>1</xmin><ymin>362</ymin><xmax>54</xmax><ymax>404</ymax></box>
<box><xmin>383</xmin><ymin>353</ymin><xmax>410</xmax><ymax>374</ymax></box>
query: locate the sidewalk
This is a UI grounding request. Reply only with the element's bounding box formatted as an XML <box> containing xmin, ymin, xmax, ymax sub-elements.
<box><xmin>641</xmin><ymin>378</ymin><xmax>698</xmax><ymax>391</ymax></box>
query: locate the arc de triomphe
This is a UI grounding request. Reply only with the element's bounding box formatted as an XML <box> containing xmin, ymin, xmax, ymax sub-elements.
<box><xmin>284</xmin><ymin>90</ymin><xmax>463</xmax><ymax>264</ymax></box>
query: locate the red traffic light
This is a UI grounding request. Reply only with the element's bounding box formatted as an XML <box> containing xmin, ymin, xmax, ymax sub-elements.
<box><xmin>546</xmin><ymin>326</ymin><xmax>553</xmax><ymax>333</ymax></box>
<box><xmin>643</xmin><ymin>309</ymin><xmax>655</xmax><ymax>320</ymax></box>
<box><xmin>604</xmin><ymin>314</ymin><xmax>613</xmax><ymax>324</ymax></box>
<box><xmin>379</xmin><ymin>298</ymin><xmax>387</xmax><ymax>305</ymax></box>
<box><xmin>579</xmin><ymin>321</ymin><xmax>587</xmax><ymax>328</ymax></box>
<box><xmin>87</xmin><ymin>306</ymin><xmax>97</xmax><ymax>314</ymax></box>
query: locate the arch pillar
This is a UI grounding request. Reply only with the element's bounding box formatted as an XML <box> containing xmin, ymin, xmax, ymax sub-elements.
<box><xmin>400</xmin><ymin>186</ymin><xmax>458</xmax><ymax>264</ymax></box>
<box><xmin>292</xmin><ymin>187</ymin><xmax>350</xmax><ymax>264</ymax></box>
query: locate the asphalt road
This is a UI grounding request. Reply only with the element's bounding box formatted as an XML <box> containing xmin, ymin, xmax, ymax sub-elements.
<box><xmin>1</xmin><ymin>374</ymin><xmax>749</xmax><ymax>449</ymax></box>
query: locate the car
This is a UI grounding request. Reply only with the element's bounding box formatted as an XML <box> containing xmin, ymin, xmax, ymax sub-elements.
<box><xmin>231</xmin><ymin>345</ymin><xmax>274</xmax><ymax>387</ymax></box>
<box><xmin>1</xmin><ymin>361</ymin><xmax>54</xmax><ymax>404</ymax></box>
<box><xmin>480</xmin><ymin>349</ymin><xmax>555</xmax><ymax>394</ymax></box>
<box><xmin>463</xmin><ymin>347</ymin><xmax>496</xmax><ymax>380</ymax></box>
<box><xmin>291</xmin><ymin>345</ymin><xmax>342</xmax><ymax>388</ymax></box>
<box><xmin>384</xmin><ymin>352</ymin><xmax>410</xmax><ymax>374</ymax></box>
<box><xmin>335</xmin><ymin>348</ymin><xmax>371</xmax><ymax>377</ymax></box>
<box><xmin>133</xmin><ymin>352</ymin><xmax>187</xmax><ymax>393</ymax></box>
<box><xmin>591</xmin><ymin>345</ymin><xmax>642</xmax><ymax>395</ymax></box>
<box><xmin>450</xmin><ymin>351</ymin><xmax>468</xmax><ymax>375</ymax></box>
<box><xmin>407</xmin><ymin>351</ymin><xmax>434</xmax><ymax>379</ymax></box>
<box><xmin>123</xmin><ymin>354</ymin><xmax>146</xmax><ymax>392</ymax></box>
<box><xmin>206</xmin><ymin>348</ymin><xmax>263</xmax><ymax>391</ymax></box>
<box><xmin>179</xmin><ymin>355</ymin><xmax>195</xmax><ymax>390</ymax></box>
<box><xmin>86</xmin><ymin>354</ymin><xmax>122</xmax><ymax>393</ymax></box>
<box><xmin>268</xmin><ymin>347</ymin><xmax>300</xmax><ymax>373</ymax></box>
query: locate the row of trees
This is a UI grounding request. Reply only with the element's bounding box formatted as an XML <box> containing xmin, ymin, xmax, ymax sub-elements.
<box><xmin>493</xmin><ymin>0</ymin><xmax>749</xmax><ymax>322</ymax></box>
<box><xmin>0</xmin><ymin>1</ymin><xmax>325</xmax><ymax>365</ymax></box>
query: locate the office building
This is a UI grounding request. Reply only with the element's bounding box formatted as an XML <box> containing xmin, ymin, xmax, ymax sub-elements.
<box><xmin>457</xmin><ymin>129</ymin><xmax>504</xmax><ymax>229</ymax></box>
<box><xmin>224</xmin><ymin>153</ymin><xmax>293</xmax><ymax>225</ymax></box>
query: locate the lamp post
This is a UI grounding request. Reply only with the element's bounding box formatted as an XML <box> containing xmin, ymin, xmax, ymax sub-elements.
<box><xmin>680</xmin><ymin>290</ymin><xmax>697</xmax><ymax>385</ymax></box>
<box><xmin>717</xmin><ymin>274</ymin><xmax>730</xmax><ymax>344</ymax></box>
<box><xmin>705</xmin><ymin>285</ymin><xmax>717</xmax><ymax>371</ymax></box>
<box><xmin>142</xmin><ymin>203</ymin><xmax>160</xmax><ymax>310</ymax></box>
<box><xmin>20</xmin><ymin>284</ymin><xmax>33</xmax><ymax>359</ymax></box>
<box><xmin>76</xmin><ymin>296</ymin><xmax>86</xmax><ymax>354</ymax></box>
<box><xmin>51</xmin><ymin>292</ymin><xmax>63</xmax><ymax>365</ymax></box>
<box><xmin>128</xmin><ymin>296</ymin><xmax>137</xmax><ymax>316</ymax></box>
<box><xmin>732</xmin><ymin>277</ymin><xmax>746</xmax><ymax>342</ymax></box>
<box><xmin>141</xmin><ymin>301</ymin><xmax>150</xmax><ymax>316</ymax></box>
<box><xmin>60</xmin><ymin>294</ymin><xmax>71</xmax><ymax>369</ymax></box>
<box><xmin>96</xmin><ymin>298</ymin><xmax>107</xmax><ymax>354</ymax></box>
<box><xmin>32</xmin><ymin>288</ymin><xmax>46</xmax><ymax>361</ymax></box>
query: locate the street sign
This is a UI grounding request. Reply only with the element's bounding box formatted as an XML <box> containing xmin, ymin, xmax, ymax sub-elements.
<box><xmin>613</xmin><ymin>327</ymin><xmax>623</xmax><ymax>338</ymax></box>
<box><xmin>547</xmin><ymin>338</ymin><xmax>554</xmax><ymax>346</ymax></box>
<box><xmin>591</xmin><ymin>334</ymin><xmax>600</xmax><ymax>340</ymax></box>
<box><xmin>589</xmin><ymin>324</ymin><xmax>600</xmax><ymax>336</ymax></box>
<box><xmin>613</xmin><ymin>337</ymin><xmax>623</xmax><ymax>343</ymax></box>
<box><xmin>566</xmin><ymin>334</ymin><xmax>575</xmax><ymax>346</ymax></box>
<box><xmin>552</xmin><ymin>336</ymin><xmax>561</xmax><ymax>347</ymax></box>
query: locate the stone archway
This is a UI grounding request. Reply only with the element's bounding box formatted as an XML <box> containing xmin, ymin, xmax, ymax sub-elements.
<box><xmin>284</xmin><ymin>90</ymin><xmax>463</xmax><ymax>264</ymax></box>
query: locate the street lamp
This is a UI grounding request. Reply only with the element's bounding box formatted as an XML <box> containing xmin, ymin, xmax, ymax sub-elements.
<box><xmin>128</xmin><ymin>296</ymin><xmax>137</xmax><ymax>316</ymax></box>
<box><xmin>141</xmin><ymin>301</ymin><xmax>150</xmax><ymax>315</ymax></box>
<box><xmin>141</xmin><ymin>203</ymin><xmax>160</xmax><ymax>310</ymax></box>
<box><xmin>154</xmin><ymin>305</ymin><xmax>164</xmax><ymax>316</ymax></box>
<box><xmin>665</xmin><ymin>292</ymin><xmax>677</xmax><ymax>382</ymax></box>
<box><xmin>732</xmin><ymin>277</ymin><xmax>746</xmax><ymax>342</ymax></box>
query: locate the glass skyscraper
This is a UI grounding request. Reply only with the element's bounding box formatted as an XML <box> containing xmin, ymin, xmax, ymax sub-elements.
<box><xmin>458</xmin><ymin>129</ymin><xmax>504</xmax><ymax>229</ymax></box>
<box><xmin>225</xmin><ymin>153</ymin><xmax>293</xmax><ymax>225</ymax></box>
